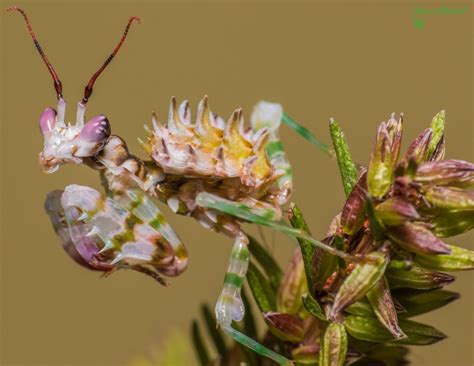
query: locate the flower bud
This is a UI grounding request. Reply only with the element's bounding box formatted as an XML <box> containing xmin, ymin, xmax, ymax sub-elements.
<box><xmin>414</xmin><ymin>244</ymin><xmax>474</xmax><ymax>272</ymax></box>
<box><xmin>415</xmin><ymin>159</ymin><xmax>474</xmax><ymax>188</ymax></box>
<box><xmin>403</xmin><ymin>128</ymin><xmax>432</xmax><ymax>164</ymax></box>
<box><xmin>375</xmin><ymin>197</ymin><xmax>419</xmax><ymax>226</ymax></box>
<box><xmin>388</xmin><ymin>222</ymin><xmax>450</xmax><ymax>255</ymax></box>
<box><xmin>330</xmin><ymin>251</ymin><xmax>388</xmax><ymax>318</ymax></box>
<box><xmin>368</xmin><ymin>122</ymin><xmax>397</xmax><ymax>198</ymax></box>
<box><xmin>386</xmin><ymin>264</ymin><xmax>454</xmax><ymax>290</ymax></box>
<box><xmin>427</xmin><ymin>110</ymin><xmax>445</xmax><ymax>160</ymax></box>
<box><xmin>263</xmin><ymin>312</ymin><xmax>304</xmax><ymax>343</ymax></box>
<box><xmin>366</xmin><ymin>277</ymin><xmax>406</xmax><ymax>339</ymax></box>
<box><xmin>397</xmin><ymin>289</ymin><xmax>460</xmax><ymax>317</ymax></box>
<box><xmin>39</xmin><ymin>107</ymin><xmax>57</xmax><ymax>136</ymax></box>
<box><xmin>341</xmin><ymin>170</ymin><xmax>367</xmax><ymax>235</ymax></box>
<box><xmin>431</xmin><ymin>210</ymin><xmax>474</xmax><ymax>238</ymax></box>
<box><xmin>344</xmin><ymin>316</ymin><xmax>446</xmax><ymax>345</ymax></box>
<box><xmin>425</xmin><ymin>186</ymin><xmax>474</xmax><ymax>211</ymax></box>
<box><xmin>319</xmin><ymin>323</ymin><xmax>348</xmax><ymax>366</ymax></box>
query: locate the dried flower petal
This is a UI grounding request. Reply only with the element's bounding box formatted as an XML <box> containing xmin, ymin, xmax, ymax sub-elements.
<box><xmin>263</xmin><ymin>312</ymin><xmax>305</xmax><ymax>343</ymax></box>
<box><xmin>403</xmin><ymin>128</ymin><xmax>432</xmax><ymax>164</ymax></box>
<box><xmin>341</xmin><ymin>170</ymin><xmax>368</xmax><ymax>235</ymax></box>
<box><xmin>366</xmin><ymin>277</ymin><xmax>406</xmax><ymax>339</ymax></box>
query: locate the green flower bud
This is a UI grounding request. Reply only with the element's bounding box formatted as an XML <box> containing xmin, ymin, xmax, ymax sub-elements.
<box><xmin>344</xmin><ymin>316</ymin><xmax>446</xmax><ymax>345</ymax></box>
<box><xmin>330</xmin><ymin>251</ymin><xmax>388</xmax><ymax>318</ymax></box>
<box><xmin>388</xmin><ymin>222</ymin><xmax>450</xmax><ymax>255</ymax></box>
<box><xmin>375</xmin><ymin>197</ymin><xmax>419</xmax><ymax>226</ymax></box>
<box><xmin>263</xmin><ymin>312</ymin><xmax>305</xmax><ymax>343</ymax></box>
<box><xmin>425</xmin><ymin>186</ymin><xmax>474</xmax><ymax>211</ymax></box>
<box><xmin>396</xmin><ymin>289</ymin><xmax>460</xmax><ymax>317</ymax></box>
<box><xmin>319</xmin><ymin>323</ymin><xmax>348</xmax><ymax>366</ymax></box>
<box><xmin>427</xmin><ymin>110</ymin><xmax>446</xmax><ymax>160</ymax></box>
<box><xmin>368</xmin><ymin>121</ymin><xmax>399</xmax><ymax>198</ymax></box>
<box><xmin>386</xmin><ymin>264</ymin><xmax>454</xmax><ymax>290</ymax></box>
<box><xmin>367</xmin><ymin>277</ymin><xmax>406</xmax><ymax>339</ymax></box>
<box><xmin>413</xmin><ymin>244</ymin><xmax>474</xmax><ymax>271</ymax></box>
<box><xmin>431</xmin><ymin>209</ymin><xmax>474</xmax><ymax>237</ymax></box>
<box><xmin>341</xmin><ymin>170</ymin><xmax>368</xmax><ymax>235</ymax></box>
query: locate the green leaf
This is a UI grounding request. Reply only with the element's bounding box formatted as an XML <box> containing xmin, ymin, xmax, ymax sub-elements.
<box><xmin>247</xmin><ymin>263</ymin><xmax>275</xmax><ymax>312</ymax></box>
<box><xmin>302</xmin><ymin>293</ymin><xmax>326</xmax><ymax>321</ymax></box>
<box><xmin>200</xmin><ymin>304</ymin><xmax>227</xmax><ymax>357</ymax></box>
<box><xmin>414</xmin><ymin>244</ymin><xmax>474</xmax><ymax>271</ymax></box>
<box><xmin>191</xmin><ymin>320</ymin><xmax>210</xmax><ymax>366</ymax></box>
<box><xmin>395</xmin><ymin>289</ymin><xmax>460</xmax><ymax>317</ymax></box>
<box><xmin>282</xmin><ymin>112</ymin><xmax>332</xmax><ymax>156</ymax></box>
<box><xmin>288</xmin><ymin>203</ymin><xmax>316</xmax><ymax>290</ymax></box>
<box><xmin>248</xmin><ymin>235</ymin><xmax>283</xmax><ymax>290</ymax></box>
<box><xmin>329</xmin><ymin>118</ymin><xmax>358</xmax><ymax>196</ymax></box>
<box><xmin>345</xmin><ymin>316</ymin><xmax>446</xmax><ymax>345</ymax></box>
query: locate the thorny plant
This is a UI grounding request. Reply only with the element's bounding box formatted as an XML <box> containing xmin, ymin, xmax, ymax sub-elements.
<box><xmin>9</xmin><ymin>7</ymin><xmax>474</xmax><ymax>366</ymax></box>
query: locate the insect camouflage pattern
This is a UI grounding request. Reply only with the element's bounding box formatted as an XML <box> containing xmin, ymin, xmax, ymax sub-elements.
<box><xmin>10</xmin><ymin>7</ymin><xmax>332</xmax><ymax>365</ymax></box>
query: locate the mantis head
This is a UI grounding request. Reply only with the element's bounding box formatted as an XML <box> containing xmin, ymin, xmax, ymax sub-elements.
<box><xmin>8</xmin><ymin>6</ymin><xmax>139</xmax><ymax>173</ymax></box>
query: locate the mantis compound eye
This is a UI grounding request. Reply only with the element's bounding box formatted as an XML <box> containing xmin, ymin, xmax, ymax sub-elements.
<box><xmin>80</xmin><ymin>115</ymin><xmax>111</xmax><ymax>142</ymax></box>
<box><xmin>39</xmin><ymin>107</ymin><xmax>57</xmax><ymax>136</ymax></box>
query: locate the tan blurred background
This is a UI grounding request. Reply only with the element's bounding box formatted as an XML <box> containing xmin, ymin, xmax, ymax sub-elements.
<box><xmin>1</xmin><ymin>1</ymin><xmax>472</xmax><ymax>365</ymax></box>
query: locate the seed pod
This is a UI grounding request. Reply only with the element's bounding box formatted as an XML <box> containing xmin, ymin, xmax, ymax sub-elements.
<box><xmin>414</xmin><ymin>244</ymin><xmax>474</xmax><ymax>271</ymax></box>
<box><xmin>396</xmin><ymin>289</ymin><xmax>460</xmax><ymax>317</ymax></box>
<box><xmin>330</xmin><ymin>251</ymin><xmax>388</xmax><ymax>318</ymax></box>
<box><xmin>375</xmin><ymin>197</ymin><xmax>419</xmax><ymax>226</ymax></box>
<box><xmin>388</xmin><ymin>222</ymin><xmax>451</xmax><ymax>255</ymax></box>
<box><xmin>386</xmin><ymin>264</ymin><xmax>454</xmax><ymax>290</ymax></box>
<box><xmin>368</xmin><ymin>122</ymin><xmax>396</xmax><ymax>198</ymax></box>
<box><xmin>319</xmin><ymin>323</ymin><xmax>348</xmax><ymax>366</ymax></box>
<box><xmin>414</xmin><ymin>159</ymin><xmax>474</xmax><ymax>188</ymax></box>
<box><xmin>341</xmin><ymin>170</ymin><xmax>368</xmax><ymax>235</ymax></box>
<box><xmin>425</xmin><ymin>186</ymin><xmax>474</xmax><ymax>211</ymax></box>
<box><xmin>366</xmin><ymin>277</ymin><xmax>406</xmax><ymax>339</ymax></box>
<box><xmin>431</xmin><ymin>209</ymin><xmax>474</xmax><ymax>237</ymax></box>
<box><xmin>263</xmin><ymin>312</ymin><xmax>304</xmax><ymax>343</ymax></box>
<box><xmin>344</xmin><ymin>316</ymin><xmax>446</xmax><ymax>345</ymax></box>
